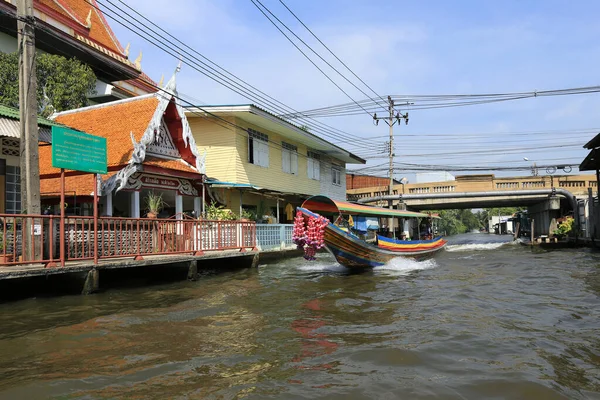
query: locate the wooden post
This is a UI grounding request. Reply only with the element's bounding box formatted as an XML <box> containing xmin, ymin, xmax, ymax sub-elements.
<box><xmin>531</xmin><ymin>218</ymin><xmax>535</xmax><ymax>245</ymax></box>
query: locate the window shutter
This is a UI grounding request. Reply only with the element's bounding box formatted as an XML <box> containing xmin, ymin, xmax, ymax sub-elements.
<box><xmin>261</xmin><ymin>141</ymin><xmax>269</xmax><ymax>167</ymax></box>
<box><xmin>314</xmin><ymin>160</ymin><xmax>320</xmax><ymax>180</ymax></box>
<box><xmin>291</xmin><ymin>151</ymin><xmax>298</xmax><ymax>174</ymax></box>
<box><xmin>282</xmin><ymin>149</ymin><xmax>290</xmax><ymax>173</ymax></box>
<box><xmin>307</xmin><ymin>159</ymin><xmax>313</xmax><ymax>179</ymax></box>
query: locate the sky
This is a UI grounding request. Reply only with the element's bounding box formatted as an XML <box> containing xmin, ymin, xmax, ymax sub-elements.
<box><xmin>102</xmin><ymin>0</ymin><xmax>600</xmax><ymax>182</ymax></box>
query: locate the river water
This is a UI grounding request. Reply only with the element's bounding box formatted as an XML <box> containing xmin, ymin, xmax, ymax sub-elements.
<box><xmin>0</xmin><ymin>233</ymin><xmax>599</xmax><ymax>399</ymax></box>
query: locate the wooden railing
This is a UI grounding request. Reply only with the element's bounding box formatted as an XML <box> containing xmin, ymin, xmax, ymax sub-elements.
<box><xmin>0</xmin><ymin>214</ymin><xmax>256</xmax><ymax>267</ymax></box>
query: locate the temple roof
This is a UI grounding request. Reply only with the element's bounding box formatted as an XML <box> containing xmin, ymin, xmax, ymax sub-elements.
<box><xmin>39</xmin><ymin>74</ymin><xmax>206</xmax><ymax>196</ymax></box>
<box><xmin>40</xmin><ymin>94</ymin><xmax>160</xmax><ymax>176</ymax></box>
<box><xmin>37</xmin><ymin>0</ymin><xmax>125</xmax><ymax>56</ymax></box>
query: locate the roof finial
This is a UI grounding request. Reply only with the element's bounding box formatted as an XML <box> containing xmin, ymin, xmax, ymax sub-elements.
<box><xmin>124</xmin><ymin>43</ymin><xmax>130</xmax><ymax>57</ymax></box>
<box><xmin>85</xmin><ymin>9</ymin><xmax>92</xmax><ymax>28</ymax></box>
<box><xmin>176</xmin><ymin>56</ymin><xmax>182</xmax><ymax>73</ymax></box>
<box><xmin>134</xmin><ymin>51</ymin><xmax>143</xmax><ymax>70</ymax></box>
<box><xmin>158</xmin><ymin>74</ymin><xmax>164</xmax><ymax>88</ymax></box>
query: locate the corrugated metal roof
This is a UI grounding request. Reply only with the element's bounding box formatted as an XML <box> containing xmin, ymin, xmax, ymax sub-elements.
<box><xmin>0</xmin><ymin>117</ymin><xmax>52</xmax><ymax>142</ymax></box>
<box><xmin>0</xmin><ymin>104</ymin><xmax>62</xmax><ymax>127</ymax></box>
<box><xmin>0</xmin><ymin>104</ymin><xmax>66</xmax><ymax>142</ymax></box>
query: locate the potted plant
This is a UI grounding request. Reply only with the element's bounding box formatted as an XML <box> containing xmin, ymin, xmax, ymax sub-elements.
<box><xmin>0</xmin><ymin>231</ymin><xmax>11</xmax><ymax>263</ymax></box>
<box><xmin>240</xmin><ymin>208</ymin><xmax>255</xmax><ymax>222</ymax></box>
<box><xmin>145</xmin><ymin>192</ymin><xmax>167</xmax><ymax>219</ymax></box>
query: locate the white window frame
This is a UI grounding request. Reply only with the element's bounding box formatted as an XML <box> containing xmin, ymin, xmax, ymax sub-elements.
<box><xmin>332</xmin><ymin>166</ymin><xmax>342</xmax><ymax>186</ymax></box>
<box><xmin>248</xmin><ymin>129</ymin><xmax>269</xmax><ymax>168</ymax></box>
<box><xmin>307</xmin><ymin>151</ymin><xmax>321</xmax><ymax>181</ymax></box>
<box><xmin>5</xmin><ymin>165</ymin><xmax>21</xmax><ymax>214</ymax></box>
<box><xmin>282</xmin><ymin>142</ymin><xmax>298</xmax><ymax>175</ymax></box>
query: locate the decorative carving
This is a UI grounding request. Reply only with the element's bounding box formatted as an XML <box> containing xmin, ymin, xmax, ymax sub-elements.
<box><xmin>105</xmin><ymin>65</ymin><xmax>206</xmax><ymax>195</ymax></box>
<box><xmin>158</xmin><ymin>74</ymin><xmax>164</xmax><ymax>88</ymax></box>
<box><xmin>121</xmin><ymin>173</ymin><xmax>198</xmax><ymax>196</ymax></box>
<box><xmin>134</xmin><ymin>51</ymin><xmax>143</xmax><ymax>69</ymax></box>
<box><xmin>147</xmin><ymin>120</ymin><xmax>181</xmax><ymax>159</ymax></box>
<box><xmin>85</xmin><ymin>9</ymin><xmax>92</xmax><ymax>28</ymax></box>
<box><xmin>124</xmin><ymin>43</ymin><xmax>130</xmax><ymax>57</ymax></box>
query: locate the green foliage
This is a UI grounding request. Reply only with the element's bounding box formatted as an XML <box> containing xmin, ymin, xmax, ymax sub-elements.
<box><xmin>205</xmin><ymin>202</ymin><xmax>238</xmax><ymax>220</ymax></box>
<box><xmin>0</xmin><ymin>52</ymin><xmax>96</xmax><ymax>117</ymax></box>
<box><xmin>432</xmin><ymin>209</ymin><xmax>483</xmax><ymax>236</ymax></box>
<box><xmin>241</xmin><ymin>208</ymin><xmax>256</xmax><ymax>220</ymax></box>
<box><xmin>144</xmin><ymin>192</ymin><xmax>167</xmax><ymax>214</ymax></box>
<box><xmin>553</xmin><ymin>217</ymin><xmax>574</xmax><ymax>237</ymax></box>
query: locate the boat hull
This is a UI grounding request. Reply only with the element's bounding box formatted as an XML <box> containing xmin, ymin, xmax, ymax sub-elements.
<box><xmin>298</xmin><ymin>208</ymin><xmax>446</xmax><ymax>269</ymax></box>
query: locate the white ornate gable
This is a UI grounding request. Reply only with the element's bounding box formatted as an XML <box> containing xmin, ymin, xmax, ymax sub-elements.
<box><xmin>102</xmin><ymin>65</ymin><xmax>207</xmax><ymax>195</ymax></box>
<box><xmin>146</xmin><ymin>119</ymin><xmax>181</xmax><ymax>159</ymax></box>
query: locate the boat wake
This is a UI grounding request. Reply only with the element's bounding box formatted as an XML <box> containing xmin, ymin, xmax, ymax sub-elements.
<box><xmin>374</xmin><ymin>257</ymin><xmax>437</xmax><ymax>275</ymax></box>
<box><xmin>445</xmin><ymin>242</ymin><xmax>507</xmax><ymax>252</ymax></box>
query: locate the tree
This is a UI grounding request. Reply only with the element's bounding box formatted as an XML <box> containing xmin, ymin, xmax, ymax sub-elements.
<box><xmin>0</xmin><ymin>52</ymin><xmax>96</xmax><ymax>117</ymax></box>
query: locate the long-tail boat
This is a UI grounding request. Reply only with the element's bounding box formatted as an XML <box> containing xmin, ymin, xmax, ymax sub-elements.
<box><xmin>295</xmin><ymin>195</ymin><xmax>447</xmax><ymax>269</ymax></box>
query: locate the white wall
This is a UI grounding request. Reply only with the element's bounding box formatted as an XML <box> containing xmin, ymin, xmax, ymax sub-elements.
<box><xmin>319</xmin><ymin>162</ymin><xmax>346</xmax><ymax>201</ymax></box>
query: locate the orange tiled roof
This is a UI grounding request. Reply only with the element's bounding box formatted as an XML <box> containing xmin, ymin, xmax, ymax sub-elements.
<box><xmin>37</xmin><ymin>0</ymin><xmax>124</xmax><ymax>56</ymax></box>
<box><xmin>40</xmin><ymin>172</ymin><xmax>116</xmax><ymax>197</ymax></box>
<box><xmin>40</xmin><ymin>96</ymin><xmax>159</xmax><ymax>176</ymax></box>
<box><xmin>144</xmin><ymin>157</ymin><xmax>199</xmax><ymax>174</ymax></box>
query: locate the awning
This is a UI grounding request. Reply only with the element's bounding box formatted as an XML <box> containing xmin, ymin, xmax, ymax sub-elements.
<box><xmin>205</xmin><ymin>179</ymin><xmax>261</xmax><ymax>190</ymax></box>
<box><xmin>584</xmin><ymin>133</ymin><xmax>600</xmax><ymax>150</ymax></box>
<box><xmin>579</xmin><ymin>148</ymin><xmax>598</xmax><ymax>171</ymax></box>
<box><xmin>301</xmin><ymin>195</ymin><xmax>437</xmax><ymax>219</ymax></box>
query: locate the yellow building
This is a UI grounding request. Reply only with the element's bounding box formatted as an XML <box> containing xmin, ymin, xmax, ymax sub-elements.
<box><xmin>186</xmin><ymin>105</ymin><xmax>365</xmax><ymax>223</ymax></box>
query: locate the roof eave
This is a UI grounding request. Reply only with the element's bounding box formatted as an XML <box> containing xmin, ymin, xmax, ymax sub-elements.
<box><xmin>186</xmin><ymin>105</ymin><xmax>365</xmax><ymax>165</ymax></box>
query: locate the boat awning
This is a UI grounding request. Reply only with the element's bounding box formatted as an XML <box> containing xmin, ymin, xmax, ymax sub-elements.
<box><xmin>301</xmin><ymin>195</ymin><xmax>437</xmax><ymax>218</ymax></box>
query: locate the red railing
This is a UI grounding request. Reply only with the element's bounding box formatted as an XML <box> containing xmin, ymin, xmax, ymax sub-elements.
<box><xmin>0</xmin><ymin>214</ymin><xmax>257</xmax><ymax>267</ymax></box>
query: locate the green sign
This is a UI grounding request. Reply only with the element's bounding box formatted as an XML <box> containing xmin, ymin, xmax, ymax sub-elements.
<box><xmin>51</xmin><ymin>126</ymin><xmax>107</xmax><ymax>174</ymax></box>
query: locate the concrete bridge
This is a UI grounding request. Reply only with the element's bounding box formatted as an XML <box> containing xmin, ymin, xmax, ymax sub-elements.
<box><xmin>347</xmin><ymin>173</ymin><xmax>598</xmax><ymax>237</ymax></box>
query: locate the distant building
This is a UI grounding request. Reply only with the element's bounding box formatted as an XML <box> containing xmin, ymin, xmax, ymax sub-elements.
<box><xmin>415</xmin><ymin>171</ymin><xmax>455</xmax><ymax>184</ymax></box>
<box><xmin>346</xmin><ymin>173</ymin><xmax>401</xmax><ymax>190</ymax></box>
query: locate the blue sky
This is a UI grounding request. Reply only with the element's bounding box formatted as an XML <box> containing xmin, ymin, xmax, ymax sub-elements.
<box><xmin>105</xmin><ymin>0</ymin><xmax>599</xmax><ymax>181</ymax></box>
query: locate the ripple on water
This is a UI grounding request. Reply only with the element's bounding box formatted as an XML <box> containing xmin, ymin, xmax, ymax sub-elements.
<box><xmin>0</xmin><ymin>233</ymin><xmax>598</xmax><ymax>399</ymax></box>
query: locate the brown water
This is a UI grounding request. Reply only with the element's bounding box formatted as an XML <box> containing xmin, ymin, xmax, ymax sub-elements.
<box><xmin>0</xmin><ymin>233</ymin><xmax>599</xmax><ymax>399</ymax></box>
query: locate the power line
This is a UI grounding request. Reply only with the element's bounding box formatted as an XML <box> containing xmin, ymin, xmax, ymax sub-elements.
<box><xmin>288</xmin><ymin>87</ymin><xmax>600</xmax><ymax>118</ymax></box>
<box><xmin>250</xmin><ymin>0</ymin><xmax>378</xmax><ymax>118</ymax></box>
<box><xmin>96</xmin><ymin>0</ymin><xmax>366</xmax><ymax>144</ymax></box>
<box><xmin>278</xmin><ymin>0</ymin><xmax>387</xmax><ymax>110</ymax></box>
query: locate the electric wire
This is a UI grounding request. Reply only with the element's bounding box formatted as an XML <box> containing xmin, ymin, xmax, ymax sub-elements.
<box><xmin>250</xmin><ymin>0</ymin><xmax>378</xmax><ymax>118</ymax></box>
<box><xmin>96</xmin><ymin>0</ymin><xmax>366</xmax><ymax>144</ymax></box>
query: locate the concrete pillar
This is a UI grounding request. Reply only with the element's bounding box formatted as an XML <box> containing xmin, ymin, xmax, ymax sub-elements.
<box><xmin>175</xmin><ymin>193</ymin><xmax>183</xmax><ymax>218</ymax></box>
<box><xmin>250</xmin><ymin>253</ymin><xmax>260</xmax><ymax>268</ymax></box>
<box><xmin>194</xmin><ymin>196</ymin><xmax>201</xmax><ymax>218</ymax></box>
<box><xmin>82</xmin><ymin>268</ymin><xmax>99</xmax><ymax>295</ymax></box>
<box><xmin>131</xmin><ymin>191</ymin><xmax>140</xmax><ymax>218</ymax></box>
<box><xmin>105</xmin><ymin>191</ymin><xmax>113</xmax><ymax>216</ymax></box>
<box><xmin>187</xmin><ymin>260</ymin><xmax>198</xmax><ymax>281</ymax></box>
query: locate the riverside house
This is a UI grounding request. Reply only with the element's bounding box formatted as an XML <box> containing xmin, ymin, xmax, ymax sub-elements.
<box><xmin>185</xmin><ymin>105</ymin><xmax>365</xmax><ymax>224</ymax></box>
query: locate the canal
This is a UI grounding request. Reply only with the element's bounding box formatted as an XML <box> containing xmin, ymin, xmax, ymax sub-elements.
<box><xmin>0</xmin><ymin>233</ymin><xmax>598</xmax><ymax>399</ymax></box>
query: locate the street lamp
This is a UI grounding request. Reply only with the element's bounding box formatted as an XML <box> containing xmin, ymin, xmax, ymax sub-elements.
<box><xmin>523</xmin><ymin>157</ymin><xmax>538</xmax><ymax>176</ymax></box>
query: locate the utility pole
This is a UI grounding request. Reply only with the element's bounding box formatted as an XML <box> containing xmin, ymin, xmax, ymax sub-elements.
<box><xmin>18</xmin><ymin>0</ymin><xmax>41</xmax><ymax>260</ymax></box>
<box><xmin>373</xmin><ymin>96</ymin><xmax>408</xmax><ymax>236</ymax></box>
